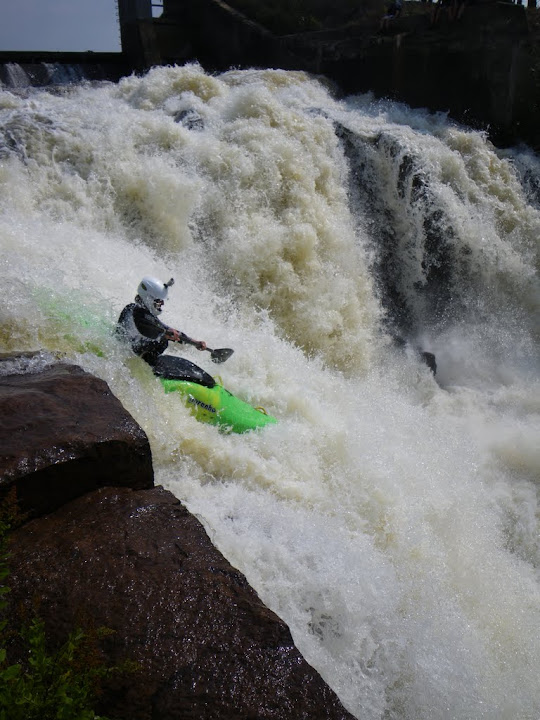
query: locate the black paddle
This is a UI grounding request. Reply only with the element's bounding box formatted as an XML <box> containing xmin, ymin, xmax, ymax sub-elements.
<box><xmin>178</xmin><ymin>336</ymin><xmax>233</xmax><ymax>364</ymax></box>
<box><xmin>206</xmin><ymin>347</ymin><xmax>234</xmax><ymax>364</ymax></box>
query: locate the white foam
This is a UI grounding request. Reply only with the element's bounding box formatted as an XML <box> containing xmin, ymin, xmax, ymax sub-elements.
<box><xmin>1</xmin><ymin>66</ymin><xmax>539</xmax><ymax>720</ymax></box>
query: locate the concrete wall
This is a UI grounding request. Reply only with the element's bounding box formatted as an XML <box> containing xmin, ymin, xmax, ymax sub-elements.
<box><xmin>148</xmin><ymin>0</ymin><xmax>540</xmax><ymax>149</ymax></box>
<box><xmin>153</xmin><ymin>0</ymin><xmax>301</xmax><ymax>69</ymax></box>
<box><xmin>0</xmin><ymin>51</ymin><xmax>130</xmax><ymax>87</ymax></box>
<box><xmin>2</xmin><ymin>0</ymin><xmax>538</xmax><ymax>149</ymax></box>
<box><xmin>312</xmin><ymin>3</ymin><xmax>539</xmax><ymax>148</ymax></box>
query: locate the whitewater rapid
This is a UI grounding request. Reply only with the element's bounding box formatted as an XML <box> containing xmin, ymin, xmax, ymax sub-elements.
<box><xmin>1</xmin><ymin>64</ymin><xmax>539</xmax><ymax>719</ymax></box>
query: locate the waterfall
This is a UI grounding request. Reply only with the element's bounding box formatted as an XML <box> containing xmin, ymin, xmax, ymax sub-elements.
<box><xmin>1</xmin><ymin>63</ymin><xmax>32</xmax><ymax>88</ymax></box>
<box><xmin>1</xmin><ymin>63</ymin><xmax>539</xmax><ymax>720</ymax></box>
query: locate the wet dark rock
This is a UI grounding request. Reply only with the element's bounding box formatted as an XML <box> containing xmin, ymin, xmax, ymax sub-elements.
<box><xmin>6</xmin><ymin>485</ymin><xmax>356</xmax><ymax>720</ymax></box>
<box><xmin>0</xmin><ymin>361</ymin><xmax>154</xmax><ymax>519</ymax></box>
<box><xmin>0</xmin><ymin>357</ymin><xmax>355</xmax><ymax>718</ymax></box>
<box><xmin>421</xmin><ymin>351</ymin><xmax>437</xmax><ymax>375</ymax></box>
<box><xmin>174</xmin><ymin>108</ymin><xmax>205</xmax><ymax>130</ymax></box>
<box><xmin>392</xmin><ymin>338</ymin><xmax>437</xmax><ymax>375</ymax></box>
<box><xmin>335</xmin><ymin>122</ymin><xmax>457</xmax><ymax>339</ymax></box>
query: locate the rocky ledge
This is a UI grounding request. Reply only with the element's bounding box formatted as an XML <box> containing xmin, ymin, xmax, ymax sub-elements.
<box><xmin>0</xmin><ymin>356</ymin><xmax>355</xmax><ymax>720</ymax></box>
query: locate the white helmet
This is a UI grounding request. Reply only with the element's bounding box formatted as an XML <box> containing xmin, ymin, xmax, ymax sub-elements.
<box><xmin>137</xmin><ymin>276</ymin><xmax>174</xmax><ymax>316</ymax></box>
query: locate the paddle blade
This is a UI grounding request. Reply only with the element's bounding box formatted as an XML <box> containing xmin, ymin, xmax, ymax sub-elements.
<box><xmin>210</xmin><ymin>347</ymin><xmax>234</xmax><ymax>363</ymax></box>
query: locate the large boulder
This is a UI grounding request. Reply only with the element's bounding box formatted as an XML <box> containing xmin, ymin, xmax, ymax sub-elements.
<box><xmin>6</xmin><ymin>485</ymin><xmax>356</xmax><ymax>720</ymax></box>
<box><xmin>0</xmin><ymin>358</ymin><xmax>355</xmax><ymax>718</ymax></box>
<box><xmin>0</xmin><ymin>360</ymin><xmax>154</xmax><ymax>518</ymax></box>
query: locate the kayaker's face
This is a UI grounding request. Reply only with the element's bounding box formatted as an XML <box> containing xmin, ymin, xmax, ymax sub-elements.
<box><xmin>153</xmin><ymin>298</ymin><xmax>164</xmax><ymax>314</ymax></box>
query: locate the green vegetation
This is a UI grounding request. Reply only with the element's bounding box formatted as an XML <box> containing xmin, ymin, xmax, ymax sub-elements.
<box><xmin>0</xmin><ymin>619</ymin><xmax>113</xmax><ymax>720</ymax></box>
<box><xmin>0</xmin><ymin>512</ymin><xmax>131</xmax><ymax>720</ymax></box>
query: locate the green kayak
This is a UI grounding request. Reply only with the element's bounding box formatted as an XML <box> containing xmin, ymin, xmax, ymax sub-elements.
<box><xmin>160</xmin><ymin>376</ymin><xmax>277</xmax><ymax>433</ymax></box>
<box><xmin>155</xmin><ymin>354</ymin><xmax>276</xmax><ymax>434</ymax></box>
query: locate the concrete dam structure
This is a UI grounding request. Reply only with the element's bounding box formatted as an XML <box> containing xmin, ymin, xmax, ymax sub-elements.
<box><xmin>1</xmin><ymin>0</ymin><xmax>539</xmax><ymax>149</ymax></box>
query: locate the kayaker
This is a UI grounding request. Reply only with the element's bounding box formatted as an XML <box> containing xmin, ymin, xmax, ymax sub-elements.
<box><xmin>116</xmin><ymin>276</ymin><xmax>211</xmax><ymax>381</ymax></box>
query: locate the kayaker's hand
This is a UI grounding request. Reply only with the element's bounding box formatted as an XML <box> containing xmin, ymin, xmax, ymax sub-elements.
<box><xmin>195</xmin><ymin>340</ymin><xmax>207</xmax><ymax>351</ymax></box>
<box><xmin>165</xmin><ymin>328</ymin><xmax>182</xmax><ymax>342</ymax></box>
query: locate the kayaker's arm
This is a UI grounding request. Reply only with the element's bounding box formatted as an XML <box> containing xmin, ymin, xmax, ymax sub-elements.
<box><xmin>132</xmin><ymin>307</ymin><xmax>168</xmax><ymax>339</ymax></box>
<box><xmin>134</xmin><ymin>307</ymin><xmax>207</xmax><ymax>350</ymax></box>
<box><xmin>165</xmin><ymin>327</ymin><xmax>207</xmax><ymax>351</ymax></box>
<box><xmin>133</xmin><ymin>311</ymin><xmax>205</xmax><ymax>350</ymax></box>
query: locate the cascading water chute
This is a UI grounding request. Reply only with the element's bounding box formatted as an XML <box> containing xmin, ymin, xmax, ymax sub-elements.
<box><xmin>1</xmin><ymin>64</ymin><xmax>539</xmax><ymax>720</ymax></box>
